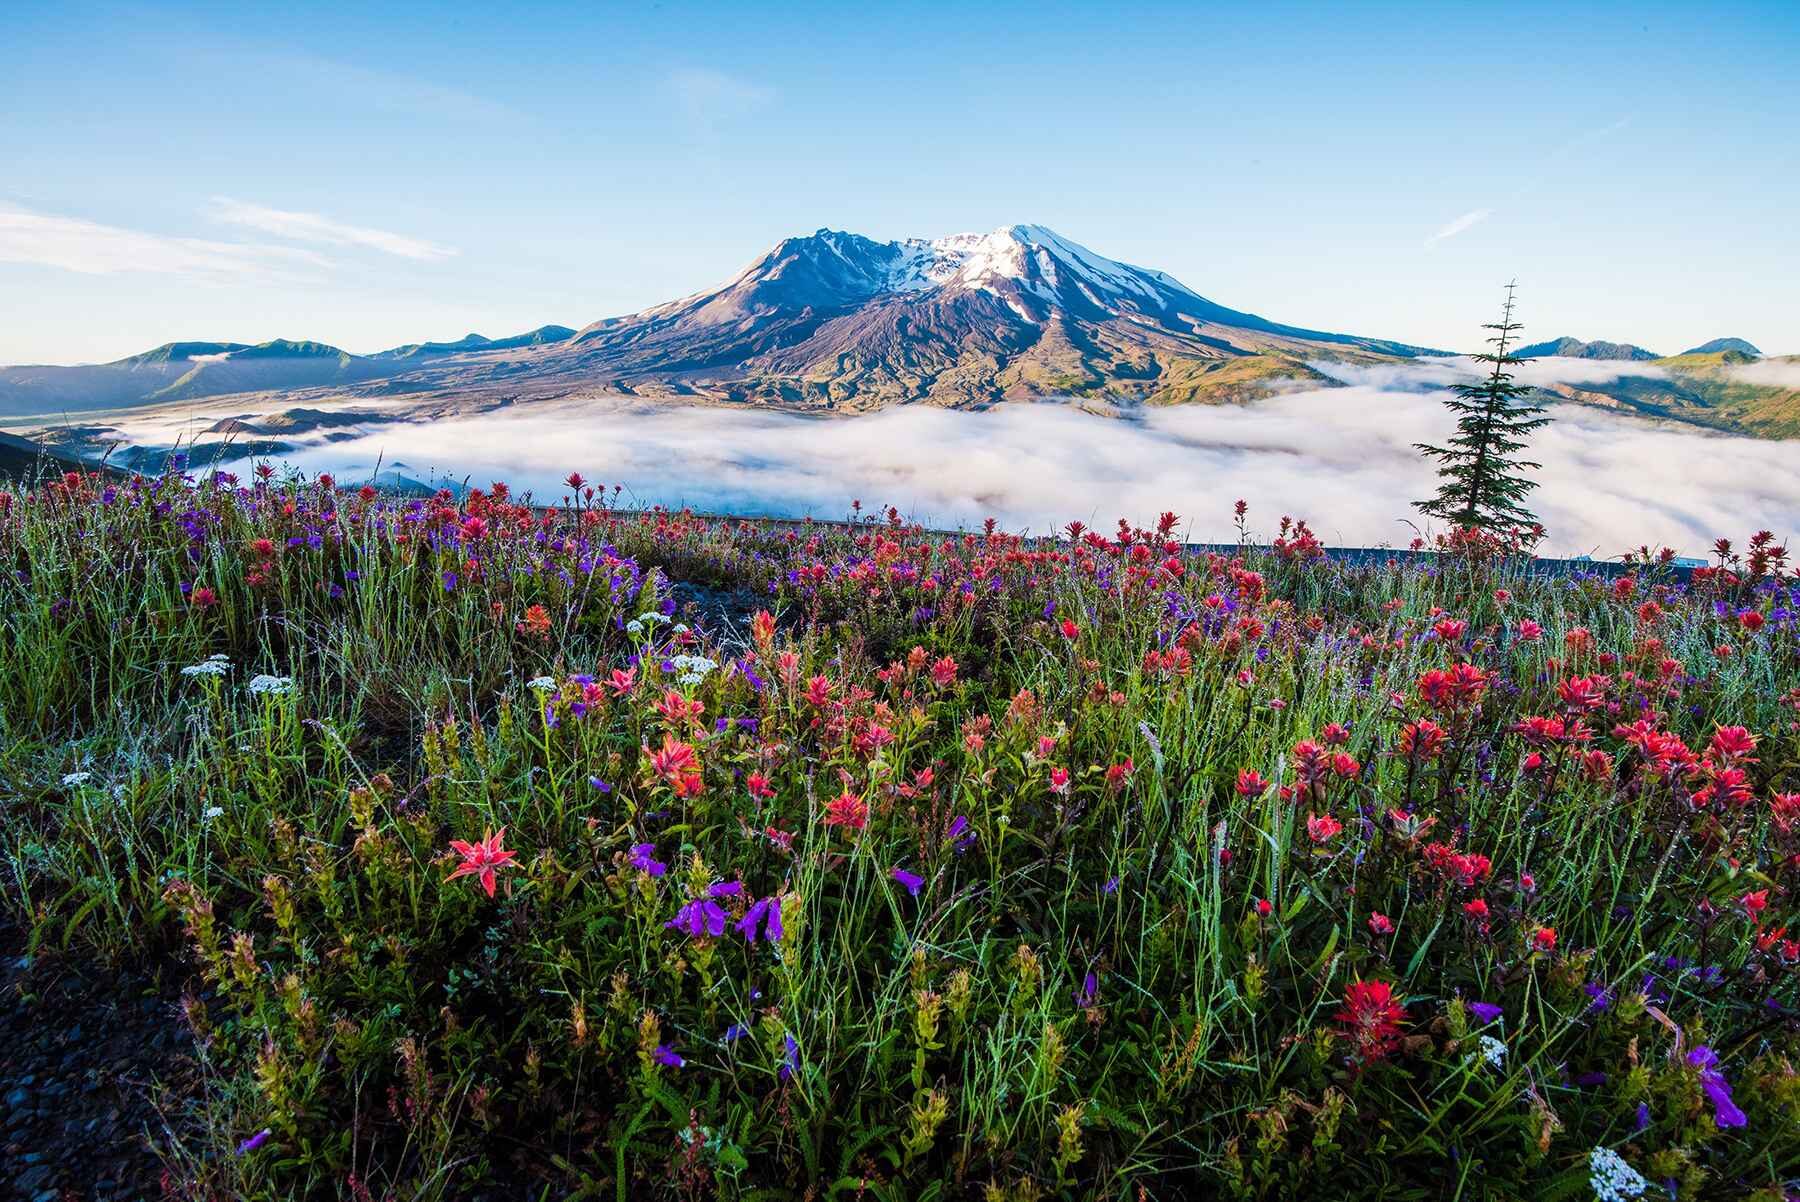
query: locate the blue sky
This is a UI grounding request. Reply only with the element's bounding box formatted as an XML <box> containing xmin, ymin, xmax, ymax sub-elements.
<box><xmin>3</xmin><ymin>0</ymin><xmax>1795</xmax><ymax>365</ymax></box>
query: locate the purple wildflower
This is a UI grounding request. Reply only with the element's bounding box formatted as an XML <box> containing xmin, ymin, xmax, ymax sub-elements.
<box><xmin>1687</xmin><ymin>1046</ymin><xmax>1747</xmax><ymax>1128</ymax></box>
<box><xmin>589</xmin><ymin>776</ymin><xmax>613</xmax><ymax>793</ymax></box>
<box><xmin>665</xmin><ymin>897</ymin><xmax>727</xmax><ymax>938</ymax></box>
<box><xmin>892</xmin><ymin>867</ymin><xmax>924</xmax><ymax>897</ymax></box>
<box><xmin>236</xmin><ymin>1128</ymin><xmax>271</xmax><ymax>1156</ymax></box>
<box><xmin>1076</xmin><ymin>970</ymin><xmax>1099</xmax><ymax>1008</ymax></box>
<box><xmin>629</xmin><ymin>843</ymin><xmax>667</xmax><ymax>877</ymax></box>
<box><xmin>652</xmin><ymin>1044</ymin><xmax>684</xmax><ymax>1068</ymax></box>
<box><xmin>1468</xmin><ymin>1001</ymin><xmax>1503</xmax><ymax>1025</ymax></box>
<box><xmin>779</xmin><ymin>1033</ymin><xmax>800</xmax><ymax>1082</ymax></box>
<box><xmin>737</xmin><ymin>895</ymin><xmax>783</xmax><ymax>943</ymax></box>
<box><xmin>709</xmin><ymin>879</ymin><xmax>745</xmax><ymax>898</ymax></box>
<box><xmin>1634</xmin><ymin>1102</ymin><xmax>1651</xmax><ymax>1133</ymax></box>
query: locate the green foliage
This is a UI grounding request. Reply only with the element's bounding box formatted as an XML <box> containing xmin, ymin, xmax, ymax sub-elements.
<box><xmin>1415</xmin><ymin>284</ymin><xmax>1552</xmax><ymax>539</ymax></box>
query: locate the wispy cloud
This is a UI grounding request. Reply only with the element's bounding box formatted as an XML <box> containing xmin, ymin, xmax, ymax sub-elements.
<box><xmin>0</xmin><ymin>205</ymin><xmax>330</xmax><ymax>278</ymax></box>
<box><xmin>1424</xmin><ymin>208</ymin><xmax>1492</xmax><ymax>248</ymax></box>
<box><xmin>663</xmin><ymin>68</ymin><xmax>773</xmax><ymax>124</ymax></box>
<box><xmin>207</xmin><ymin>198</ymin><xmax>457</xmax><ymax>262</ymax></box>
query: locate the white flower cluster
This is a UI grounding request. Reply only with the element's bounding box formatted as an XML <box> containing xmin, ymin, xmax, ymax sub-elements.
<box><xmin>1477</xmin><ymin>1035</ymin><xmax>1506</xmax><ymax>1069</ymax></box>
<box><xmin>526</xmin><ymin>675</ymin><xmax>559</xmax><ymax>692</ymax></box>
<box><xmin>669</xmin><ymin>654</ymin><xmax>718</xmax><ymax>686</ymax></box>
<box><xmin>180</xmin><ymin>654</ymin><xmax>232</xmax><ymax>678</ymax></box>
<box><xmin>247</xmin><ymin>674</ymin><xmax>296</xmax><ymax>697</ymax></box>
<box><xmin>61</xmin><ymin>771</ymin><xmax>92</xmax><ymax>787</ymax></box>
<box><xmin>1588</xmin><ymin>1147</ymin><xmax>1648</xmax><ymax>1202</ymax></box>
<box><xmin>626</xmin><ymin>610</ymin><xmax>671</xmax><ymax>637</ymax></box>
<box><xmin>202</xmin><ymin>805</ymin><xmax>225</xmax><ymax>823</ymax></box>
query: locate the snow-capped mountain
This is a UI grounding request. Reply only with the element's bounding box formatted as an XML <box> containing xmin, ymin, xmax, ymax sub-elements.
<box><xmin>544</xmin><ymin>224</ymin><xmax>1437</xmax><ymax>409</ymax></box>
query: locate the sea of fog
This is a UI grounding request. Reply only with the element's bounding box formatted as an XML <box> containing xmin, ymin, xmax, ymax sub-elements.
<box><xmin>97</xmin><ymin>373</ymin><xmax>1800</xmax><ymax>558</ymax></box>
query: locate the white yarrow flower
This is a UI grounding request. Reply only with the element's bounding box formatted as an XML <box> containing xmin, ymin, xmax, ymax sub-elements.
<box><xmin>1588</xmin><ymin>1146</ymin><xmax>1647</xmax><ymax>1201</ymax></box>
<box><xmin>203</xmin><ymin>805</ymin><xmax>225</xmax><ymax>822</ymax></box>
<box><xmin>1478</xmin><ymin>1034</ymin><xmax>1506</xmax><ymax>1069</ymax></box>
<box><xmin>526</xmin><ymin>675</ymin><xmax>558</xmax><ymax>692</ymax></box>
<box><xmin>247</xmin><ymin>674</ymin><xmax>295</xmax><ymax>696</ymax></box>
<box><xmin>181</xmin><ymin>660</ymin><xmax>230</xmax><ymax>678</ymax></box>
<box><xmin>61</xmin><ymin>771</ymin><xmax>92</xmax><ymax>787</ymax></box>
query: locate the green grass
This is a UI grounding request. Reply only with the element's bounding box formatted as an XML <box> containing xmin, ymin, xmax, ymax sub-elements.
<box><xmin>1</xmin><ymin>468</ymin><xmax>1797</xmax><ymax>1200</ymax></box>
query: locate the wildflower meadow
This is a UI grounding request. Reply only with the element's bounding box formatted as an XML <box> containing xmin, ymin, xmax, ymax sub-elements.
<box><xmin>2</xmin><ymin>464</ymin><xmax>1798</xmax><ymax>1200</ymax></box>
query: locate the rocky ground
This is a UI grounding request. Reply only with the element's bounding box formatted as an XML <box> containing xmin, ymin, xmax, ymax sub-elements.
<box><xmin>1</xmin><ymin>927</ymin><xmax>192</xmax><ymax>1201</ymax></box>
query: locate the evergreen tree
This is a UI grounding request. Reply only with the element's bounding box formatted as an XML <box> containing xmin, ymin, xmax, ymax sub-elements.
<box><xmin>1414</xmin><ymin>283</ymin><xmax>1550</xmax><ymax>536</ymax></box>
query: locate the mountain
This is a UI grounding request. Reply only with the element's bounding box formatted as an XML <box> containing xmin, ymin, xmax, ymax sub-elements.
<box><xmin>1682</xmin><ymin>337</ymin><xmax>1761</xmax><ymax>357</ymax></box>
<box><xmin>0</xmin><ymin>338</ymin><xmax>393</xmax><ymax>417</ymax></box>
<box><xmin>534</xmin><ymin>225</ymin><xmax>1440</xmax><ymax>409</ymax></box>
<box><xmin>0</xmin><ymin>326</ymin><xmax>575</xmax><ymax>417</ymax></box>
<box><xmin>0</xmin><ymin>224</ymin><xmax>1791</xmax><ymax>435</ymax></box>
<box><xmin>1515</xmin><ymin>336</ymin><xmax>1660</xmax><ymax>361</ymax></box>
<box><xmin>374</xmin><ymin>324</ymin><xmax>577</xmax><ymax>360</ymax></box>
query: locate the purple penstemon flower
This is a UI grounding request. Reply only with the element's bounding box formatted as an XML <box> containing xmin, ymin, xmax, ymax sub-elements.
<box><xmin>779</xmin><ymin>1033</ymin><xmax>801</xmax><ymax>1082</ymax></box>
<box><xmin>1468</xmin><ymin>1001</ymin><xmax>1503</xmax><ymax>1025</ymax></box>
<box><xmin>1075</xmin><ymin>970</ymin><xmax>1099</xmax><ymax>1008</ymax></box>
<box><xmin>737</xmin><ymin>895</ymin><xmax>783</xmax><ymax>943</ymax></box>
<box><xmin>709</xmin><ymin>879</ymin><xmax>744</xmax><ymax>898</ymax></box>
<box><xmin>236</xmin><ymin>1128</ymin><xmax>272</xmax><ymax>1155</ymax></box>
<box><xmin>652</xmin><ymin>1044</ymin><xmax>684</xmax><ymax>1068</ymax></box>
<box><xmin>589</xmin><ymin>776</ymin><xmax>613</xmax><ymax>793</ymax></box>
<box><xmin>891</xmin><ymin>867</ymin><xmax>924</xmax><ymax>897</ymax></box>
<box><xmin>630</xmin><ymin>843</ymin><xmax>667</xmax><ymax>877</ymax></box>
<box><xmin>1687</xmin><ymin>1046</ymin><xmax>1747</xmax><ymax>1128</ymax></box>
<box><xmin>665</xmin><ymin>897</ymin><xmax>728</xmax><ymax>938</ymax></box>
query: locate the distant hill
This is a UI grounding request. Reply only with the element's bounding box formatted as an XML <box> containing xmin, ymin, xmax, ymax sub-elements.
<box><xmin>0</xmin><ymin>430</ymin><xmax>104</xmax><ymax>478</ymax></box>
<box><xmin>0</xmin><ymin>338</ymin><xmax>394</xmax><ymax>417</ymax></box>
<box><xmin>1515</xmin><ymin>336</ymin><xmax>1659</xmax><ymax>361</ymax></box>
<box><xmin>374</xmin><ymin>324</ymin><xmax>577</xmax><ymax>360</ymax></box>
<box><xmin>1534</xmin><ymin>351</ymin><xmax>1800</xmax><ymax>439</ymax></box>
<box><xmin>1682</xmin><ymin>337</ymin><xmax>1761</xmax><ymax>356</ymax></box>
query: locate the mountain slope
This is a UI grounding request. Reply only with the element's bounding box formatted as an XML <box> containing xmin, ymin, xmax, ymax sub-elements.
<box><xmin>1516</xmin><ymin>335</ymin><xmax>1659</xmax><ymax>361</ymax></box>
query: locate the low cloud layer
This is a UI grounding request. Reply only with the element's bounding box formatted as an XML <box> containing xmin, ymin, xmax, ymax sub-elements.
<box><xmin>1314</xmin><ymin>355</ymin><xmax>1667</xmax><ymax>392</ymax></box>
<box><xmin>1731</xmin><ymin>359</ymin><xmax>1800</xmax><ymax>389</ymax></box>
<box><xmin>115</xmin><ymin>384</ymin><xmax>1800</xmax><ymax>558</ymax></box>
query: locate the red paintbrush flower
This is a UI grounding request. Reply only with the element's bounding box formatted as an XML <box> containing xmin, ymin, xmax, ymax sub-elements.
<box><xmin>1335</xmin><ymin>978</ymin><xmax>1407</xmax><ymax>1064</ymax></box>
<box><xmin>447</xmin><ymin>828</ymin><xmax>519</xmax><ymax>898</ymax></box>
